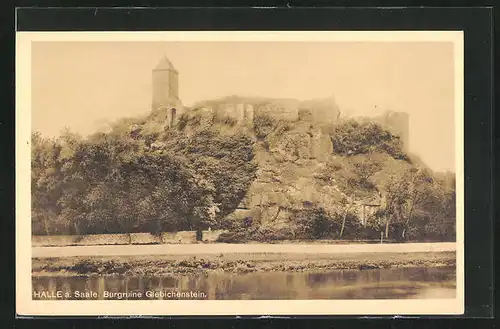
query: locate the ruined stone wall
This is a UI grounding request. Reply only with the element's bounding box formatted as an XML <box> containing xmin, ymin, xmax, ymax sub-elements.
<box><xmin>375</xmin><ymin>111</ymin><xmax>410</xmax><ymax>152</ymax></box>
<box><xmin>244</xmin><ymin>104</ymin><xmax>254</xmax><ymax>122</ymax></box>
<box><xmin>298</xmin><ymin>108</ymin><xmax>314</xmax><ymax>122</ymax></box>
<box><xmin>311</xmin><ymin>106</ymin><xmax>341</xmax><ymax>123</ymax></box>
<box><xmin>191</xmin><ymin>97</ymin><xmax>343</xmax><ymax>127</ymax></box>
<box><xmin>298</xmin><ymin>97</ymin><xmax>341</xmax><ymax>124</ymax></box>
<box><xmin>151</xmin><ymin>100</ymin><xmax>185</xmax><ymax>128</ymax></box>
<box><xmin>213</xmin><ymin>103</ymin><xmax>255</xmax><ymax>125</ymax></box>
<box><xmin>255</xmin><ymin>101</ymin><xmax>299</xmax><ymax>121</ymax></box>
<box><xmin>153</xmin><ymin>55</ymin><xmax>340</xmax><ymax>131</ymax></box>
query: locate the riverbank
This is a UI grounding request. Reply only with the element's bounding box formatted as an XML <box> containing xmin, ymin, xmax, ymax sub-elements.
<box><xmin>32</xmin><ymin>232</ymin><xmax>454</xmax><ymax>247</ymax></box>
<box><xmin>32</xmin><ymin>250</ymin><xmax>456</xmax><ymax>277</ymax></box>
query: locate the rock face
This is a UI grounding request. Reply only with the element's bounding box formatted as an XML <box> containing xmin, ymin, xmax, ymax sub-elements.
<box><xmin>176</xmin><ymin>99</ymin><xmax>346</xmax><ymax>226</ymax></box>
<box><xmin>268</xmin><ymin>122</ymin><xmax>334</xmax><ymax>161</ymax></box>
<box><xmin>178</xmin><ymin>95</ymin><xmax>400</xmax><ymax>228</ymax></box>
<box><xmin>311</xmin><ymin>129</ymin><xmax>334</xmax><ymax>162</ymax></box>
<box><xmin>234</xmin><ymin>121</ymin><xmax>344</xmax><ymax>225</ymax></box>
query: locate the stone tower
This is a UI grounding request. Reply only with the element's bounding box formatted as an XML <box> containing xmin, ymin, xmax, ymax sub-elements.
<box><xmin>152</xmin><ymin>55</ymin><xmax>183</xmax><ymax>127</ymax></box>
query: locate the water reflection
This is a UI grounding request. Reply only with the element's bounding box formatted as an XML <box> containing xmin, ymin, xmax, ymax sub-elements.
<box><xmin>32</xmin><ymin>267</ymin><xmax>456</xmax><ymax>300</ymax></box>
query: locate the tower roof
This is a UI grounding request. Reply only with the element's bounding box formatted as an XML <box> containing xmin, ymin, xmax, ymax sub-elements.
<box><xmin>153</xmin><ymin>55</ymin><xmax>177</xmax><ymax>72</ymax></box>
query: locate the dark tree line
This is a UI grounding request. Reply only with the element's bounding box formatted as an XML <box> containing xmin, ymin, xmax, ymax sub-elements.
<box><xmin>31</xmin><ymin>121</ymin><xmax>257</xmax><ymax>236</ymax></box>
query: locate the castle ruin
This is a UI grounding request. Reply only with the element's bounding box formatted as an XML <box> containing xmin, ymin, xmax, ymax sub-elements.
<box><xmin>150</xmin><ymin>55</ymin><xmax>412</xmax><ymax>226</ymax></box>
<box><xmin>151</xmin><ymin>55</ymin><xmax>184</xmax><ymax>127</ymax></box>
<box><xmin>151</xmin><ymin>55</ymin><xmax>410</xmax><ymax>152</ymax></box>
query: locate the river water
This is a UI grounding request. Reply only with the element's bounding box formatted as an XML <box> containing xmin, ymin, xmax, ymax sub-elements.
<box><xmin>32</xmin><ymin>266</ymin><xmax>455</xmax><ymax>300</ymax></box>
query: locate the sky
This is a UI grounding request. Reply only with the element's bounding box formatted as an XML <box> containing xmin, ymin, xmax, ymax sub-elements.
<box><xmin>31</xmin><ymin>41</ymin><xmax>456</xmax><ymax>172</ymax></box>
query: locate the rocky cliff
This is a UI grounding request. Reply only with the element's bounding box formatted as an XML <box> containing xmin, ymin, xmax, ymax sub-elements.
<box><xmin>178</xmin><ymin>96</ymin><xmax>413</xmax><ymax>229</ymax></box>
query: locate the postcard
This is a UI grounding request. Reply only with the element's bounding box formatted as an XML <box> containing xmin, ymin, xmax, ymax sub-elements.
<box><xmin>16</xmin><ymin>30</ymin><xmax>464</xmax><ymax>316</ymax></box>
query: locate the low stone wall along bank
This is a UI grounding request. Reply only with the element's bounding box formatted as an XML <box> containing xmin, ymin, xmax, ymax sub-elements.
<box><xmin>32</xmin><ymin>230</ymin><xmax>226</xmax><ymax>247</ymax></box>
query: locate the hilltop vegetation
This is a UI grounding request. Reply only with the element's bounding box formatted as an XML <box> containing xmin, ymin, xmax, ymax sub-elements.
<box><xmin>31</xmin><ymin>115</ymin><xmax>257</xmax><ymax>236</ymax></box>
<box><xmin>31</xmin><ymin>101</ymin><xmax>456</xmax><ymax>242</ymax></box>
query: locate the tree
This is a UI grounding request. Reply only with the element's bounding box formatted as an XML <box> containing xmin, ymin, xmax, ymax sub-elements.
<box><xmin>349</xmin><ymin>156</ymin><xmax>383</xmax><ymax>189</ymax></box>
<box><xmin>338</xmin><ymin>195</ymin><xmax>357</xmax><ymax>238</ymax></box>
<box><xmin>420</xmin><ymin>173</ymin><xmax>456</xmax><ymax>241</ymax></box>
<box><xmin>383</xmin><ymin>167</ymin><xmax>440</xmax><ymax>240</ymax></box>
<box><xmin>253</xmin><ymin>114</ymin><xmax>276</xmax><ymax>139</ymax></box>
<box><xmin>293</xmin><ymin>207</ymin><xmax>334</xmax><ymax>239</ymax></box>
<box><xmin>31</xmin><ymin>132</ymin><xmax>63</xmax><ymax>234</ymax></box>
<box><xmin>31</xmin><ymin>119</ymin><xmax>258</xmax><ymax>236</ymax></box>
<box><xmin>54</xmin><ymin>130</ymin><xmax>90</xmax><ymax>234</ymax></box>
<box><xmin>167</xmin><ymin>129</ymin><xmax>257</xmax><ymax>222</ymax></box>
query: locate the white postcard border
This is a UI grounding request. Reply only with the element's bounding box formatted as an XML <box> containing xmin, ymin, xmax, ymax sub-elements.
<box><xmin>16</xmin><ymin>30</ymin><xmax>464</xmax><ymax>316</ymax></box>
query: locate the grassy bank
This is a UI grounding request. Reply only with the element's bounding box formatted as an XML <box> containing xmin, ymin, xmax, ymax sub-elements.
<box><xmin>32</xmin><ymin>251</ymin><xmax>456</xmax><ymax>277</ymax></box>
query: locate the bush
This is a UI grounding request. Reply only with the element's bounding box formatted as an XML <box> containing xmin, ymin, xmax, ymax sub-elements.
<box><xmin>253</xmin><ymin>114</ymin><xmax>276</xmax><ymax>139</ymax></box>
<box><xmin>213</xmin><ymin>114</ymin><xmax>238</xmax><ymax>126</ymax></box>
<box><xmin>177</xmin><ymin>113</ymin><xmax>202</xmax><ymax>130</ymax></box>
<box><xmin>216</xmin><ymin>225</ymin><xmax>295</xmax><ymax>243</ymax></box>
<box><xmin>71</xmin><ymin>259</ymin><xmax>99</xmax><ymax>273</ymax></box>
<box><xmin>336</xmin><ymin>212</ymin><xmax>364</xmax><ymax>239</ymax></box>
<box><xmin>249</xmin><ymin>227</ymin><xmax>294</xmax><ymax>242</ymax></box>
<box><xmin>291</xmin><ymin>208</ymin><xmax>339</xmax><ymax>239</ymax></box>
<box><xmin>331</xmin><ymin>120</ymin><xmax>407</xmax><ymax>160</ymax></box>
<box><xmin>216</xmin><ymin>230</ymin><xmax>250</xmax><ymax>243</ymax></box>
<box><xmin>218</xmin><ymin>217</ymin><xmax>243</xmax><ymax>230</ymax></box>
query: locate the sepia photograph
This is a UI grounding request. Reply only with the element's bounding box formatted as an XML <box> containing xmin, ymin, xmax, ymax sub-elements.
<box><xmin>16</xmin><ymin>31</ymin><xmax>464</xmax><ymax>316</ymax></box>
